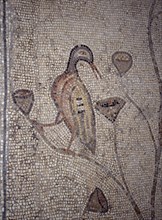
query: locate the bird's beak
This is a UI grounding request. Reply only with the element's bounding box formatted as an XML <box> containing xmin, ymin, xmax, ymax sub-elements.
<box><xmin>90</xmin><ymin>63</ymin><xmax>102</xmax><ymax>79</ymax></box>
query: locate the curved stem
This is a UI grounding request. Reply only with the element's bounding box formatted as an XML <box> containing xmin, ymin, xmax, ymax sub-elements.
<box><xmin>113</xmin><ymin>123</ymin><xmax>144</xmax><ymax>220</ymax></box>
<box><xmin>26</xmin><ymin>114</ymin><xmax>146</xmax><ymax>219</ymax></box>
<box><xmin>126</xmin><ymin>93</ymin><xmax>157</xmax><ymax>150</ymax></box>
<box><xmin>150</xmin><ymin>147</ymin><xmax>161</xmax><ymax>220</ymax></box>
<box><xmin>26</xmin><ymin>116</ymin><xmax>124</xmax><ymax>188</ymax></box>
<box><xmin>119</xmin><ymin>79</ymin><xmax>157</xmax><ymax>151</ymax></box>
<box><xmin>29</xmin><ymin>119</ymin><xmax>56</xmax><ymax>128</ymax></box>
<box><xmin>148</xmin><ymin>1</ymin><xmax>162</xmax><ymax>219</ymax></box>
<box><xmin>152</xmin><ymin>11</ymin><xmax>162</xmax><ymax>20</ymax></box>
<box><xmin>148</xmin><ymin>0</ymin><xmax>161</xmax><ymax>84</ymax></box>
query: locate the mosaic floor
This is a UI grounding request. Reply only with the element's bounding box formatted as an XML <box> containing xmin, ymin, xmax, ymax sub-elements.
<box><xmin>1</xmin><ymin>0</ymin><xmax>162</xmax><ymax>219</ymax></box>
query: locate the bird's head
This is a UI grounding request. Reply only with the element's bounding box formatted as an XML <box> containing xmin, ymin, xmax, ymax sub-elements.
<box><xmin>70</xmin><ymin>44</ymin><xmax>94</xmax><ymax>64</ymax></box>
<box><xmin>67</xmin><ymin>44</ymin><xmax>101</xmax><ymax>79</ymax></box>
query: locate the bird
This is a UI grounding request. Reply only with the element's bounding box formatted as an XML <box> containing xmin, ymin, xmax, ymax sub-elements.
<box><xmin>51</xmin><ymin>44</ymin><xmax>101</xmax><ymax>154</ymax></box>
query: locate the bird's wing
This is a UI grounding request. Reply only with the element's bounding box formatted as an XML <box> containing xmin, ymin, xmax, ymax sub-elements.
<box><xmin>69</xmin><ymin>80</ymin><xmax>96</xmax><ymax>154</ymax></box>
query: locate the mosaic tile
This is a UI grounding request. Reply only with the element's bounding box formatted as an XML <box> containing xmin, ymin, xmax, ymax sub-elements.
<box><xmin>1</xmin><ymin>0</ymin><xmax>162</xmax><ymax>219</ymax></box>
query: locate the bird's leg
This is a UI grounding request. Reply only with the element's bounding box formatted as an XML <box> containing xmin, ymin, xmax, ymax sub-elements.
<box><xmin>54</xmin><ymin>112</ymin><xmax>64</xmax><ymax>125</ymax></box>
<box><xmin>29</xmin><ymin>120</ymin><xmax>56</xmax><ymax>134</ymax></box>
<box><xmin>29</xmin><ymin>112</ymin><xmax>64</xmax><ymax>133</ymax></box>
<box><xmin>29</xmin><ymin>119</ymin><xmax>45</xmax><ymax>134</ymax></box>
<box><xmin>66</xmin><ymin>130</ymin><xmax>76</xmax><ymax>151</ymax></box>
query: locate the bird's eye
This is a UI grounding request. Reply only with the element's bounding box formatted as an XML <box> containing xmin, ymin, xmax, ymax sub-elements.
<box><xmin>79</xmin><ymin>50</ymin><xmax>87</xmax><ymax>56</ymax></box>
<box><xmin>101</xmin><ymin>103</ymin><xmax>109</xmax><ymax>108</ymax></box>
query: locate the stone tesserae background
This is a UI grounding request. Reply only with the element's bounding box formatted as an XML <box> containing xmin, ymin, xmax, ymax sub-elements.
<box><xmin>0</xmin><ymin>0</ymin><xmax>162</xmax><ymax>219</ymax></box>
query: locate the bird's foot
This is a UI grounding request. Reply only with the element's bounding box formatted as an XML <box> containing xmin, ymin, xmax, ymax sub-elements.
<box><xmin>30</xmin><ymin>119</ymin><xmax>45</xmax><ymax>134</ymax></box>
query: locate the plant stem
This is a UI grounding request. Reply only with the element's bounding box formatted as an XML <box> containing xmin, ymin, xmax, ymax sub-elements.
<box><xmin>148</xmin><ymin>0</ymin><xmax>162</xmax><ymax>219</ymax></box>
<box><xmin>26</xmin><ymin>115</ymin><xmax>146</xmax><ymax>219</ymax></box>
<box><xmin>113</xmin><ymin>124</ymin><xmax>144</xmax><ymax>220</ymax></box>
<box><xmin>120</xmin><ymin>84</ymin><xmax>157</xmax><ymax>151</ymax></box>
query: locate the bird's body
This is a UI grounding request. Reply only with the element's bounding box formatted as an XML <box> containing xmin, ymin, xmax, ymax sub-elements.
<box><xmin>51</xmin><ymin>45</ymin><xmax>101</xmax><ymax>154</ymax></box>
<box><xmin>51</xmin><ymin>71</ymin><xmax>96</xmax><ymax>153</ymax></box>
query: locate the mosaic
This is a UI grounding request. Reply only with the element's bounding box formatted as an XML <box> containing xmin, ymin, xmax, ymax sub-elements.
<box><xmin>1</xmin><ymin>0</ymin><xmax>162</xmax><ymax>219</ymax></box>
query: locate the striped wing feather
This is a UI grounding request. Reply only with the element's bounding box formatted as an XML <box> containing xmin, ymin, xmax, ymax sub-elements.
<box><xmin>70</xmin><ymin>80</ymin><xmax>96</xmax><ymax>154</ymax></box>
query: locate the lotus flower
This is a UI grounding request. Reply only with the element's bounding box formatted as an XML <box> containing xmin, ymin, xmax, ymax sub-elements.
<box><xmin>12</xmin><ymin>89</ymin><xmax>34</xmax><ymax>115</ymax></box>
<box><xmin>95</xmin><ymin>97</ymin><xmax>126</xmax><ymax>122</ymax></box>
<box><xmin>84</xmin><ymin>187</ymin><xmax>108</xmax><ymax>213</ymax></box>
<box><xmin>112</xmin><ymin>51</ymin><xmax>133</xmax><ymax>76</ymax></box>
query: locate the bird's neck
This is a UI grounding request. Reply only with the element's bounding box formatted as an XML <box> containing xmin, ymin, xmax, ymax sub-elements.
<box><xmin>66</xmin><ymin>57</ymin><xmax>78</xmax><ymax>73</ymax></box>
